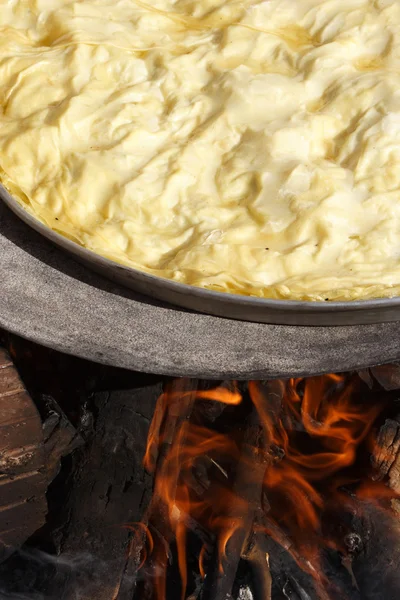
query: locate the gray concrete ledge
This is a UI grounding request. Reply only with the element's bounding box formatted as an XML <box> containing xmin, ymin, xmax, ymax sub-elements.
<box><xmin>1</xmin><ymin>201</ymin><xmax>400</xmax><ymax>379</ymax></box>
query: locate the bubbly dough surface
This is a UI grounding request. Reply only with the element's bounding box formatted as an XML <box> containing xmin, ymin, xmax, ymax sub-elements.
<box><xmin>1</xmin><ymin>0</ymin><xmax>400</xmax><ymax>300</ymax></box>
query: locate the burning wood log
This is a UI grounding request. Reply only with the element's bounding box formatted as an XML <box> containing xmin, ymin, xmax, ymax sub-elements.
<box><xmin>135</xmin><ymin>381</ymin><xmax>252</xmax><ymax>600</ymax></box>
<box><xmin>135</xmin><ymin>379</ymin><xmax>201</xmax><ymax>600</ymax></box>
<box><xmin>240</xmin><ymin>533</ymin><xmax>272</xmax><ymax>600</ymax></box>
<box><xmin>201</xmin><ymin>400</ymin><xmax>271</xmax><ymax>600</ymax></box>
<box><xmin>144</xmin><ymin>378</ymin><xmax>199</xmax><ymax>475</ymax></box>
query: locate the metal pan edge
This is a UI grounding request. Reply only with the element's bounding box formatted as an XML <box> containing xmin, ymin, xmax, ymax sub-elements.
<box><xmin>2</xmin><ymin>183</ymin><xmax>400</xmax><ymax>327</ymax></box>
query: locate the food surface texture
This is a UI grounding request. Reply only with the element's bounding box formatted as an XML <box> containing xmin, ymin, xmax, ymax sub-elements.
<box><xmin>1</xmin><ymin>0</ymin><xmax>400</xmax><ymax>300</ymax></box>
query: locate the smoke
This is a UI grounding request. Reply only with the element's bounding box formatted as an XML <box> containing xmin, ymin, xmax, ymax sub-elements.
<box><xmin>0</xmin><ymin>547</ymin><xmax>138</xmax><ymax>600</ymax></box>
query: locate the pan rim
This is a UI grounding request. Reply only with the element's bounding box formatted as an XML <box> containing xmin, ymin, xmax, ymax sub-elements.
<box><xmin>2</xmin><ymin>182</ymin><xmax>400</xmax><ymax>317</ymax></box>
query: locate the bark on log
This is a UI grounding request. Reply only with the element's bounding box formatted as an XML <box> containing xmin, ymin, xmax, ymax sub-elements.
<box><xmin>41</xmin><ymin>394</ymin><xmax>84</xmax><ymax>482</ymax></box>
<box><xmin>0</xmin><ymin>347</ymin><xmax>47</xmax><ymax>563</ymax></box>
<box><xmin>371</xmin><ymin>414</ymin><xmax>400</xmax><ymax>493</ymax></box>
<box><xmin>369</xmin><ymin>364</ymin><xmax>400</xmax><ymax>391</ymax></box>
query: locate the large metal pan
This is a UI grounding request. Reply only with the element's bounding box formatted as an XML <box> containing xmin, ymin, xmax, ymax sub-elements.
<box><xmin>2</xmin><ymin>183</ymin><xmax>400</xmax><ymax>327</ymax></box>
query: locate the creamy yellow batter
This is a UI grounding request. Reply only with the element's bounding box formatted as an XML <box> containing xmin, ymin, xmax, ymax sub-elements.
<box><xmin>2</xmin><ymin>0</ymin><xmax>400</xmax><ymax>300</ymax></box>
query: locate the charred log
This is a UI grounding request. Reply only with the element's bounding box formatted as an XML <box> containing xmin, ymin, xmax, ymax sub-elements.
<box><xmin>201</xmin><ymin>399</ymin><xmax>270</xmax><ymax>600</ymax></box>
<box><xmin>349</xmin><ymin>501</ymin><xmax>400</xmax><ymax>600</ymax></box>
<box><xmin>240</xmin><ymin>533</ymin><xmax>272</xmax><ymax>600</ymax></box>
<box><xmin>372</xmin><ymin>414</ymin><xmax>400</xmax><ymax>495</ymax></box>
<box><xmin>0</xmin><ymin>377</ymin><xmax>164</xmax><ymax>600</ymax></box>
<box><xmin>40</xmin><ymin>394</ymin><xmax>84</xmax><ymax>483</ymax></box>
<box><xmin>46</xmin><ymin>382</ymin><xmax>163</xmax><ymax>600</ymax></box>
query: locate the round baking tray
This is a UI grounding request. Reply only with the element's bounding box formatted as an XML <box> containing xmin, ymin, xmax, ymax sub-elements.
<box><xmin>2</xmin><ymin>183</ymin><xmax>400</xmax><ymax>327</ymax></box>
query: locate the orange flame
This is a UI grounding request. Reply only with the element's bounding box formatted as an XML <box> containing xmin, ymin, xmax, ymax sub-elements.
<box><xmin>138</xmin><ymin>375</ymin><xmax>391</xmax><ymax>599</ymax></box>
<box><xmin>250</xmin><ymin>377</ymin><xmax>383</xmax><ymax>555</ymax></box>
<box><xmin>143</xmin><ymin>382</ymin><xmax>242</xmax><ymax>474</ymax></box>
<box><xmin>195</xmin><ymin>386</ymin><xmax>242</xmax><ymax>405</ymax></box>
<box><xmin>142</xmin><ymin>382</ymin><xmax>244</xmax><ymax>600</ymax></box>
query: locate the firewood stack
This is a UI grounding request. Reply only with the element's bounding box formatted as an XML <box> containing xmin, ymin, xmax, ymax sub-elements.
<box><xmin>0</xmin><ymin>336</ymin><xmax>88</xmax><ymax>564</ymax></box>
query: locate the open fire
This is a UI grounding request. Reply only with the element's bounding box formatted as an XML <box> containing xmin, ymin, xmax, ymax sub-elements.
<box><xmin>133</xmin><ymin>375</ymin><xmax>399</xmax><ymax>600</ymax></box>
<box><xmin>1</xmin><ymin>332</ymin><xmax>400</xmax><ymax>600</ymax></box>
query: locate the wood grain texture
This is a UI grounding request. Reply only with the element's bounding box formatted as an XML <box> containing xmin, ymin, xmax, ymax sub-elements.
<box><xmin>0</xmin><ymin>347</ymin><xmax>47</xmax><ymax>562</ymax></box>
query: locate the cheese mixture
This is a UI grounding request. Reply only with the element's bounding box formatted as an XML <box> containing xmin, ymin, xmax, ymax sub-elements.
<box><xmin>1</xmin><ymin>0</ymin><xmax>400</xmax><ymax>301</ymax></box>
